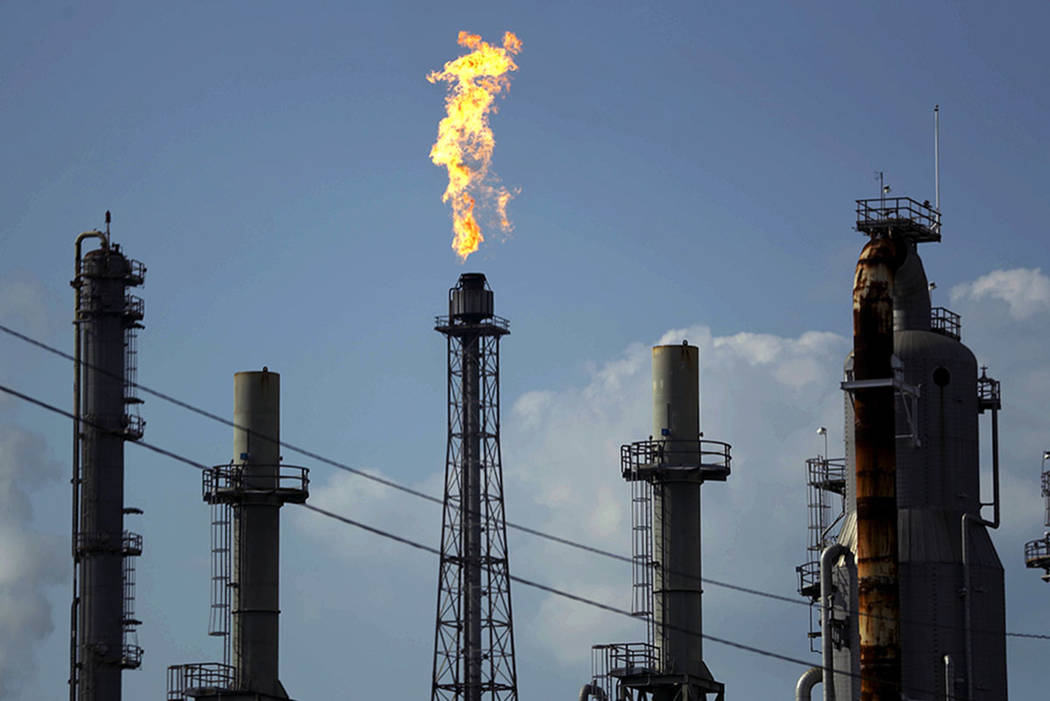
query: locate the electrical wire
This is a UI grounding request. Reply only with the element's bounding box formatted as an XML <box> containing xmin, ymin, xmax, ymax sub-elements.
<box><xmin>3</xmin><ymin>379</ymin><xmax>1048</xmax><ymax>701</ymax></box>
<box><xmin>3</xmin><ymin>327</ymin><xmax>1049</xmax><ymax>643</ymax></box>
<box><xmin>0</xmin><ymin>323</ymin><xmax>804</xmax><ymax>606</ymax></box>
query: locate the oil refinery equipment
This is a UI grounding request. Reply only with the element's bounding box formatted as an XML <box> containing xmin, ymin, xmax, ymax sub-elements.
<box><xmin>796</xmin><ymin>442</ymin><xmax>846</xmax><ymax>651</ymax></box>
<box><xmin>168</xmin><ymin>369</ymin><xmax>308</xmax><ymax>701</ymax></box>
<box><xmin>794</xmin><ymin>196</ymin><xmax>1007</xmax><ymax>700</ymax></box>
<box><xmin>1023</xmin><ymin>451</ymin><xmax>1050</xmax><ymax>582</ymax></box>
<box><xmin>585</xmin><ymin>342</ymin><xmax>731</xmax><ymax>701</ymax></box>
<box><xmin>432</xmin><ymin>273</ymin><xmax>519</xmax><ymax>701</ymax></box>
<box><xmin>69</xmin><ymin>213</ymin><xmax>147</xmax><ymax>701</ymax></box>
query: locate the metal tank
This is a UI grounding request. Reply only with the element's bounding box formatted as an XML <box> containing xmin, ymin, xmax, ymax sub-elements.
<box><xmin>813</xmin><ymin>198</ymin><xmax>1007</xmax><ymax>701</ymax></box>
<box><xmin>70</xmin><ymin>219</ymin><xmax>146</xmax><ymax>701</ymax></box>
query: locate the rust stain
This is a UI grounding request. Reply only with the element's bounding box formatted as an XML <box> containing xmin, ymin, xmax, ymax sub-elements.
<box><xmin>853</xmin><ymin>235</ymin><xmax>903</xmax><ymax>700</ymax></box>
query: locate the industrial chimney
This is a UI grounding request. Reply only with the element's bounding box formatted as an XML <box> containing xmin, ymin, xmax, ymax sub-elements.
<box><xmin>167</xmin><ymin>369</ymin><xmax>309</xmax><ymax>701</ymax></box>
<box><xmin>70</xmin><ymin>217</ymin><xmax>147</xmax><ymax>701</ymax></box>
<box><xmin>585</xmin><ymin>342</ymin><xmax>730</xmax><ymax>701</ymax></box>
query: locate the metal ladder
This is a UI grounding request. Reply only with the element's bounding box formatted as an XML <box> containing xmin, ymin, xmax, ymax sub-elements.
<box><xmin>208</xmin><ymin>501</ymin><xmax>233</xmax><ymax>666</ymax></box>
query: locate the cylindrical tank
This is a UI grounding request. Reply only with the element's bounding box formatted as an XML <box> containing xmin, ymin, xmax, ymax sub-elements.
<box><xmin>650</xmin><ymin>344</ymin><xmax>704</xmax><ymax>679</ymax></box>
<box><xmin>78</xmin><ymin>247</ymin><xmax>134</xmax><ymax>701</ymax></box>
<box><xmin>232</xmin><ymin>370</ymin><xmax>283</xmax><ymax>696</ymax></box>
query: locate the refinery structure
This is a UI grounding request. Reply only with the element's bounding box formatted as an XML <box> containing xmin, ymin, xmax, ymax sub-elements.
<box><xmin>21</xmin><ymin>116</ymin><xmax>1044</xmax><ymax>701</ymax></box>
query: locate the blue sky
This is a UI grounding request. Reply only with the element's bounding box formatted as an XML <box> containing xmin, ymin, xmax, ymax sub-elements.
<box><xmin>1</xmin><ymin>1</ymin><xmax>1049</xmax><ymax>699</ymax></box>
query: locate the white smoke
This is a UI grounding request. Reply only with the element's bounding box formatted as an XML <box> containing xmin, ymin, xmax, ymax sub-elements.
<box><xmin>0</xmin><ymin>424</ymin><xmax>64</xmax><ymax>697</ymax></box>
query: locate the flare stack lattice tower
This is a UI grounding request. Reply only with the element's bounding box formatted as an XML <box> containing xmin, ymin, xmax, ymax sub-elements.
<box><xmin>432</xmin><ymin>273</ymin><xmax>519</xmax><ymax>701</ymax></box>
<box><xmin>70</xmin><ymin>221</ymin><xmax>147</xmax><ymax>701</ymax></box>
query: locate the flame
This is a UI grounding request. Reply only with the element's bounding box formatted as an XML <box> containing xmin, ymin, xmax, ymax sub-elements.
<box><xmin>428</xmin><ymin>31</ymin><xmax>521</xmax><ymax>259</ymax></box>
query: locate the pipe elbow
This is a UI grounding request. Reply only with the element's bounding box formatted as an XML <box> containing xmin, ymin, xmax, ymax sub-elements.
<box><xmin>796</xmin><ymin>666</ymin><xmax>822</xmax><ymax>701</ymax></box>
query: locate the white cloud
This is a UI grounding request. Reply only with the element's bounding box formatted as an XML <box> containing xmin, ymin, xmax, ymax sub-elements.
<box><xmin>0</xmin><ymin>278</ymin><xmax>52</xmax><ymax>337</ymax></box>
<box><xmin>0</xmin><ymin>426</ymin><xmax>64</xmax><ymax>698</ymax></box>
<box><xmin>950</xmin><ymin>267</ymin><xmax>1050</xmax><ymax>320</ymax></box>
<box><xmin>502</xmin><ymin>324</ymin><xmax>850</xmax><ymax>669</ymax></box>
<box><xmin>287</xmin><ymin>300</ymin><xmax>1050</xmax><ymax>697</ymax></box>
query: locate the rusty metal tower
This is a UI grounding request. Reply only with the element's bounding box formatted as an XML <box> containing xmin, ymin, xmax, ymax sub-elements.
<box><xmin>70</xmin><ymin>214</ymin><xmax>147</xmax><ymax>701</ymax></box>
<box><xmin>432</xmin><ymin>273</ymin><xmax>518</xmax><ymax>701</ymax></box>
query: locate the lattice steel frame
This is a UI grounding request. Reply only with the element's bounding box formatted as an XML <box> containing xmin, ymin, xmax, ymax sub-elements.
<box><xmin>432</xmin><ymin>317</ymin><xmax>518</xmax><ymax>701</ymax></box>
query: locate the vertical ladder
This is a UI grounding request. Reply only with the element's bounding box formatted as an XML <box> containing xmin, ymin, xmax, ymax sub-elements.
<box><xmin>208</xmin><ymin>501</ymin><xmax>233</xmax><ymax>666</ymax></box>
<box><xmin>630</xmin><ymin>478</ymin><xmax>654</xmax><ymax>646</ymax></box>
<box><xmin>121</xmin><ymin>530</ymin><xmax>143</xmax><ymax>668</ymax></box>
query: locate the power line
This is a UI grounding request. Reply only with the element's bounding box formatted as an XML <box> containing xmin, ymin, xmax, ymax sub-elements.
<box><xmin>2</xmin><ymin>328</ymin><xmax>1048</xmax><ymax>643</ymax></box>
<box><xmin>2</xmin><ymin>379</ymin><xmax>1047</xmax><ymax>700</ymax></box>
<box><xmin>0</xmin><ymin>322</ymin><xmax>804</xmax><ymax>607</ymax></box>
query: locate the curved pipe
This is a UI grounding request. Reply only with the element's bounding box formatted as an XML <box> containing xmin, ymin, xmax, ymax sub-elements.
<box><xmin>578</xmin><ymin>683</ymin><xmax>608</xmax><ymax>701</ymax></box>
<box><xmin>821</xmin><ymin>543</ymin><xmax>853</xmax><ymax>701</ymax></box>
<box><xmin>797</xmin><ymin>666</ymin><xmax>822</xmax><ymax>701</ymax></box>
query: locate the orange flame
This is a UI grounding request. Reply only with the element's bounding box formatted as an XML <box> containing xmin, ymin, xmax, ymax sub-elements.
<box><xmin>428</xmin><ymin>31</ymin><xmax>521</xmax><ymax>259</ymax></box>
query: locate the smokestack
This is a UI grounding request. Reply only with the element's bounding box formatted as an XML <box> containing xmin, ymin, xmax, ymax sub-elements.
<box><xmin>167</xmin><ymin>370</ymin><xmax>308</xmax><ymax>701</ymax></box>
<box><xmin>596</xmin><ymin>343</ymin><xmax>729</xmax><ymax>700</ymax></box>
<box><xmin>851</xmin><ymin>235</ymin><xmax>903</xmax><ymax>700</ymax></box>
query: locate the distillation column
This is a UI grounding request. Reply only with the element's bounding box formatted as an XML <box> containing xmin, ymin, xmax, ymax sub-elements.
<box><xmin>71</xmin><ymin>226</ymin><xmax>146</xmax><ymax>701</ymax></box>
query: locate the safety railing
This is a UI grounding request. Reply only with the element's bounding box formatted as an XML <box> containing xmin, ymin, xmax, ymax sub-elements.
<box><xmin>856</xmin><ymin>196</ymin><xmax>941</xmax><ymax>240</ymax></box>
<box><xmin>123</xmin><ymin>294</ymin><xmax>145</xmax><ymax>322</ymax></box>
<box><xmin>434</xmin><ymin>314</ymin><xmax>511</xmax><ymax>332</ymax></box>
<box><xmin>125</xmin><ymin>259</ymin><xmax>146</xmax><ymax>286</ymax></box>
<box><xmin>203</xmin><ymin>463</ymin><xmax>310</xmax><ymax>503</ymax></box>
<box><xmin>930</xmin><ymin>306</ymin><xmax>961</xmax><ymax>340</ymax></box>
<box><xmin>166</xmin><ymin>662</ymin><xmax>236</xmax><ymax>700</ymax></box>
<box><xmin>621</xmin><ymin>439</ymin><xmax>731</xmax><ymax>480</ymax></box>
<box><xmin>122</xmin><ymin>413</ymin><xmax>145</xmax><ymax>440</ymax></box>
<box><xmin>122</xmin><ymin>643</ymin><xmax>143</xmax><ymax>670</ymax></box>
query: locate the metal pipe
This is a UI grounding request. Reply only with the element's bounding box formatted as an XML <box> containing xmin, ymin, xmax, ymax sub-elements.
<box><xmin>934</xmin><ymin>105</ymin><xmax>940</xmax><ymax>217</ymax></box>
<box><xmin>943</xmin><ymin>654</ymin><xmax>954</xmax><ymax>701</ymax></box>
<box><xmin>463</xmin><ymin>333</ymin><xmax>482</xmax><ymax>701</ymax></box>
<box><xmin>232</xmin><ymin>370</ymin><xmax>283</xmax><ymax>696</ymax></box>
<box><xmin>961</xmin><ymin>513</ymin><xmax>974</xmax><ymax>701</ymax></box>
<box><xmin>960</xmin><ymin>399</ymin><xmax>1002</xmax><ymax>700</ymax></box>
<box><xmin>852</xmin><ymin>235</ymin><xmax>904</xmax><ymax>700</ymax></box>
<box><xmin>69</xmin><ymin>229</ymin><xmax>107</xmax><ymax>701</ymax></box>
<box><xmin>651</xmin><ymin>344</ymin><xmax>705</xmax><ymax>678</ymax></box>
<box><xmin>988</xmin><ymin>407</ymin><xmax>1000</xmax><ymax>528</ymax></box>
<box><xmin>578</xmin><ymin>683</ymin><xmax>608</xmax><ymax>701</ymax></box>
<box><xmin>821</xmin><ymin>543</ymin><xmax>852</xmax><ymax>701</ymax></box>
<box><xmin>797</xmin><ymin>666</ymin><xmax>823</xmax><ymax>701</ymax></box>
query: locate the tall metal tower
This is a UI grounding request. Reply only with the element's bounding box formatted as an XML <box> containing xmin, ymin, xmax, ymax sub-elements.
<box><xmin>1024</xmin><ymin>451</ymin><xmax>1050</xmax><ymax>582</ymax></box>
<box><xmin>587</xmin><ymin>342</ymin><xmax>730</xmax><ymax>701</ymax></box>
<box><xmin>432</xmin><ymin>273</ymin><xmax>518</xmax><ymax>701</ymax></box>
<box><xmin>70</xmin><ymin>214</ymin><xmax>147</xmax><ymax>701</ymax></box>
<box><xmin>168</xmin><ymin>369</ymin><xmax>308</xmax><ymax>701</ymax></box>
